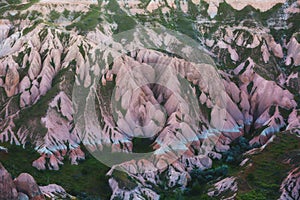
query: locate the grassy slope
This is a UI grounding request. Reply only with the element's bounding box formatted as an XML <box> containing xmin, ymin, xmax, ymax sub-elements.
<box><xmin>159</xmin><ymin>132</ymin><xmax>300</xmax><ymax>200</ymax></box>
<box><xmin>0</xmin><ymin>143</ymin><xmax>111</xmax><ymax>200</ymax></box>
<box><xmin>235</xmin><ymin>132</ymin><xmax>300</xmax><ymax>200</ymax></box>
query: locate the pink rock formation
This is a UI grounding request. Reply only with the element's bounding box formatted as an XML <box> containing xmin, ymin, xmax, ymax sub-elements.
<box><xmin>202</xmin><ymin>0</ymin><xmax>285</xmax><ymax>18</ymax></box>
<box><xmin>0</xmin><ymin>163</ymin><xmax>69</xmax><ymax>200</ymax></box>
<box><xmin>286</xmin><ymin>36</ymin><xmax>300</xmax><ymax>66</ymax></box>
<box><xmin>14</xmin><ymin>173</ymin><xmax>45</xmax><ymax>200</ymax></box>
<box><xmin>225</xmin><ymin>0</ymin><xmax>285</xmax><ymax>11</ymax></box>
<box><xmin>113</xmin><ymin>0</ymin><xmax>286</xmax><ymax>17</ymax></box>
<box><xmin>39</xmin><ymin>184</ymin><xmax>73</xmax><ymax>199</ymax></box>
<box><xmin>232</xmin><ymin>58</ymin><xmax>296</xmax><ymax>144</ymax></box>
<box><xmin>0</xmin><ymin>163</ymin><xmax>18</xmax><ymax>200</ymax></box>
<box><xmin>287</xmin><ymin>110</ymin><xmax>300</xmax><ymax>135</ymax></box>
<box><xmin>109</xmin><ymin>178</ymin><xmax>160</xmax><ymax>200</ymax></box>
<box><xmin>208</xmin><ymin>177</ymin><xmax>238</xmax><ymax>197</ymax></box>
<box><xmin>280</xmin><ymin>167</ymin><xmax>300</xmax><ymax>200</ymax></box>
<box><xmin>207</xmin><ymin>25</ymin><xmax>284</xmax><ymax>64</ymax></box>
<box><xmin>0</xmin><ymin>20</ymin><xmax>11</xmax><ymax>42</ymax></box>
<box><xmin>32</xmin><ymin>155</ymin><xmax>47</xmax><ymax>171</ymax></box>
<box><xmin>0</xmin><ymin>8</ymin><xmax>298</xmax><ymax>198</ymax></box>
<box><xmin>4</xmin><ymin>60</ymin><xmax>19</xmax><ymax>97</ymax></box>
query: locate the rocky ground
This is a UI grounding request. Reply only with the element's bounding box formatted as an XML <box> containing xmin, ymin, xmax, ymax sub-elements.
<box><xmin>0</xmin><ymin>0</ymin><xmax>299</xmax><ymax>199</ymax></box>
<box><xmin>0</xmin><ymin>162</ymin><xmax>72</xmax><ymax>199</ymax></box>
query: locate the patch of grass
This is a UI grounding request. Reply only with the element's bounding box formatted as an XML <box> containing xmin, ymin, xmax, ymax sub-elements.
<box><xmin>6</xmin><ymin>0</ymin><xmax>22</xmax><ymax>4</ymax></box>
<box><xmin>66</xmin><ymin>5</ymin><xmax>102</xmax><ymax>34</ymax></box>
<box><xmin>62</xmin><ymin>9</ymin><xmax>70</xmax><ymax>19</ymax></box>
<box><xmin>23</xmin><ymin>19</ymin><xmax>43</xmax><ymax>35</ymax></box>
<box><xmin>105</xmin><ymin>0</ymin><xmax>136</xmax><ymax>34</ymax></box>
<box><xmin>28</xmin><ymin>10</ymin><xmax>40</xmax><ymax>20</ymax></box>
<box><xmin>111</xmin><ymin>170</ymin><xmax>138</xmax><ymax>190</ymax></box>
<box><xmin>236</xmin><ymin>190</ymin><xmax>267</xmax><ymax>200</ymax></box>
<box><xmin>78</xmin><ymin>43</ymin><xmax>86</xmax><ymax>58</ymax></box>
<box><xmin>49</xmin><ymin>10</ymin><xmax>60</xmax><ymax>22</ymax></box>
<box><xmin>215</xmin><ymin>3</ymin><xmax>255</xmax><ymax>25</ymax></box>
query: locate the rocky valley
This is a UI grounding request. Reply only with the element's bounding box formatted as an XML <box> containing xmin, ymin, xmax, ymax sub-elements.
<box><xmin>0</xmin><ymin>0</ymin><xmax>299</xmax><ymax>199</ymax></box>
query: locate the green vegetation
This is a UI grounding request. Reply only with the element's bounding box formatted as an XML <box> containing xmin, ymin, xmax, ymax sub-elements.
<box><xmin>136</xmin><ymin>4</ymin><xmax>198</xmax><ymax>40</ymax></box>
<box><xmin>6</xmin><ymin>0</ymin><xmax>22</xmax><ymax>5</ymax></box>
<box><xmin>214</xmin><ymin>1</ymin><xmax>283</xmax><ymax>27</ymax></box>
<box><xmin>105</xmin><ymin>0</ymin><xmax>136</xmax><ymax>34</ymax></box>
<box><xmin>23</xmin><ymin>19</ymin><xmax>43</xmax><ymax>35</ymax></box>
<box><xmin>66</xmin><ymin>5</ymin><xmax>102</xmax><ymax>34</ymax></box>
<box><xmin>78</xmin><ymin>43</ymin><xmax>86</xmax><ymax>58</ymax></box>
<box><xmin>179</xmin><ymin>133</ymin><xmax>300</xmax><ymax>200</ymax></box>
<box><xmin>236</xmin><ymin>190</ymin><xmax>267</xmax><ymax>200</ymax></box>
<box><xmin>49</xmin><ymin>10</ymin><xmax>60</xmax><ymax>22</ymax></box>
<box><xmin>63</xmin><ymin>9</ymin><xmax>70</xmax><ymax>19</ymax></box>
<box><xmin>235</xmin><ymin>132</ymin><xmax>300</xmax><ymax>199</ymax></box>
<box><xmin>0</xmin><ymin>0</ymin><xmax>39</xmax><ymax>19</ymax></box>
<box><xmin>0</xmin><ymin>143</ymin><xmax>111</xmax><ymax>199</ymax></box>
<box><xmin>111</xmin><ymin>170</ymin><xmax>138</xmax><ymax>190</ymax></box>
<box><xmin>222</xmin><ymin>137</ymin><xmax>252</xmax><ymax>164</ymax></box>
<box><xmin>132</xmin><ymin>137</ymin><xmax>154</xmax><ymax>153</ymax></box>
<box><xmin>28</xmin><ymin>10</ymin><xmax>41</xmax><ymax>21</ymax></box>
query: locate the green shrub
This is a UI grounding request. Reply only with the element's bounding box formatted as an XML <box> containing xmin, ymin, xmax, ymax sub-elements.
<box><xmin>49</xmin><ymin>10</ymin><xmax>60</xmax><ymax>22</ymax></box>
<box><xmin>237</xmin><ymin>190</ymin><xmax>267</xmax><ymax>200</ymax></box>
